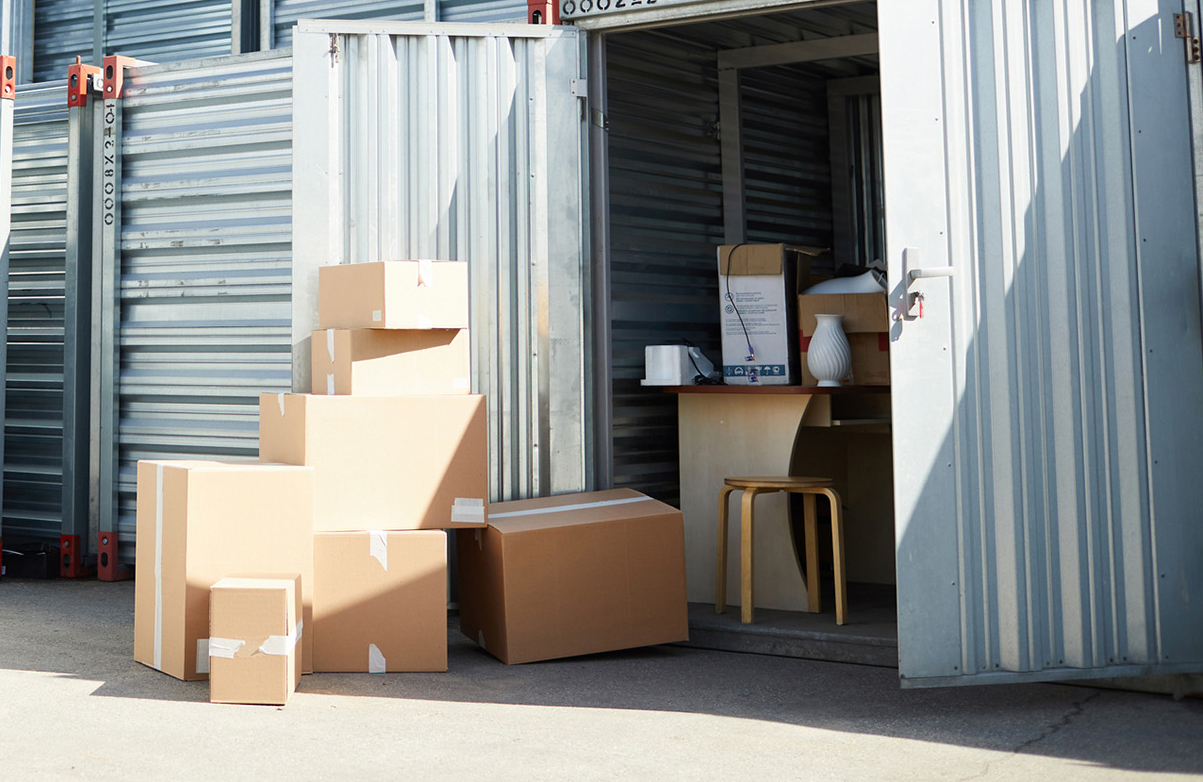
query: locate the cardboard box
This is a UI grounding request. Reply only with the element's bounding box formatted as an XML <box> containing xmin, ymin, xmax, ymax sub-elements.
<box><xmin>258</xmin><ymin>393</ymin><xmax>488</xmax><ymax>531</ymax></box>
<box><xmin>313</xmin><ymin>530</ymin><xmax>447</xmax><ymax>672</ymax></box>
<box><xmin>318</xmin><ymin>261</ymin><xmax>469</xmax><ymax>330</ymax></box>
<box><xmin>797</xmin><ymin>292</ymin><xmax>890</xmax><ymax>385</ymax></box>
<box><xmin>717</xmin><ymin>244</ymin><xmax>804</xmax><ymax>385</ymax></box>
<box><xmin>456</xmin><ymin>488</ymin><xmax>688</xmax><ymax>664</ymax></box>
<box><xmin>209</xmin><ymin>575</ymin><xmax>302</xmax><ymax>706</ymax></box>
<box><xmin>311</xmin><ymin>328</ymin><xmax>471</xmax><ymax>396</ymax></box>
<box><xmin>133</xmin><ymin>461</ymin><xmax>315</xmax><ymax>681</ymax></box>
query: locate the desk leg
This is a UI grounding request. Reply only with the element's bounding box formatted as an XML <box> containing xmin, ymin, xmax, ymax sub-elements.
<box><xmin>824</xmin><ymin>487</ymin><xmax>847</xmax><ymax>625</ymax></box>
<box><xmin>716</xmin><ymin>485</ymin><xmax>735</xmax><ymax>614</ymax></box>
<box><xmin>740</xmin><ymin>488</ymin><xmax>761</xmax><ymax>624</ymax></box>
<box><xmin>803</xmin><ymin>492</ymin><xmax>820</xmax><ymax>614</ymax></box>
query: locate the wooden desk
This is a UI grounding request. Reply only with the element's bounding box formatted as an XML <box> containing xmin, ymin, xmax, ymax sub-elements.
<box><xmin>672</xmin><ymin>386</ymin><xmax>893</xmax><ymax>613</ymax></box>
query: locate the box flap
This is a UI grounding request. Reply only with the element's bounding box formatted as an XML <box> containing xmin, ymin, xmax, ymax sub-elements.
<box><xmin>488</xmin><ymin>488</ymin><xmax>678</xmax><ymax>534</ymax></box>
<box><xmin>718</xmin><ymin>244</ymin><xmax>782</xmax><ymax>276</ymax></box>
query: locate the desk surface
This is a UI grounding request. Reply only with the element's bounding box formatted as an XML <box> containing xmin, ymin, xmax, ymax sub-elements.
<box><xmin>665</xmin><ymin>385</ymin><xmax>889</xmax><ymax>395</ymax></box>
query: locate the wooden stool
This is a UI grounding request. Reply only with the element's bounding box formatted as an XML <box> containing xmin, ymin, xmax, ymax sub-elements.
<box><xmin>716</xmin><ymin>476</ymin><xmax>846</xmax><ymax>625</ymax></box>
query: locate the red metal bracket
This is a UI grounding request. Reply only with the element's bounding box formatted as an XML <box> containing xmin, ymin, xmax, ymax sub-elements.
<box><xmin>102</xmin><ymin>55</ymin><xmax>139</xmax><ymax>100</ymax></box>
<box><xmin>97</xmin><ymin>532</ymin><xmax>132</xmax><ymax>581</ymax></box>
<box><xmin>60</xmin><ymin>534</ymin><xmax>95</xmax><ymax>578</ymax></box>
<box><xmin>68</xmin><ymin>58</ymin><xmax>102</xmax><ymax>108</ymax></box>
<box><xmin>528</xmin><ymin>0</ymin><xmax>559</xmax><ymax>25</ymax></box>
<box><xmin>0</xmin><ymin>56</ymin><xmax>15</xmax><ymax>100</ymax></box>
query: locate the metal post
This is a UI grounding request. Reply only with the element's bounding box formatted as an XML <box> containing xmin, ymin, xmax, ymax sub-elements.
<box><xmin>0</xmin><ymin>56</ymin><xmax>13</xmax><ymax>578</ymax></box>
<box><xmin>60</xmin><ymin>59</ymin><xmax>101</xmax><ymax>579</ymax></box>
<box><xmin>587</xmin><ymin>33</ymin><xmax>612</xmax><ymax>490</ymax></box>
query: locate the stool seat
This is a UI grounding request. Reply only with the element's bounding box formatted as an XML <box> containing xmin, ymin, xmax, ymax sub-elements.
<box><xmin>724</xmin><ymin>476</ymin><xmax>833</xmax><ymax>490</ymax></box>
<box><xmin>716</xmin><ymin>476</ymin><xmax>846</xmax><ymax>625</ymax></box>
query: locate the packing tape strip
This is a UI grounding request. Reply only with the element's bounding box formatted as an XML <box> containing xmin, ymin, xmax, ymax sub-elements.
<box><xmin>450</xmin><ymin>498</ymin><xmax>485</xmax><ymax>525</ymax></box>
<box><xmin>258</xmin><ymin>621</ymin><xmax>302</xmax><ymax>656</ymax></box>
<box><xmin>415</xmin><ymin>313</ymin><xmax>433</xmax><ymax>330</ymax></box>
<box><xmin>196</xmin><ymin>639</ymin><xmax>210</xmax><ymax>674</ymax></box>
<box><xmin>326</xmin><ymin>328</ymin><xmax>335</xmax><ymax>360</ymax></box>
<box><xmin>372</xmin><ymin>309</ymin><xmax>382</xmax><ymax>323</ymax></box>
<box><xmin>488</xmin><ymin>495</ymin><xmax>653</xmax><ymax>520</ymax></box>
<box><xmin>326</xmin><ymin>373</ymin><xmax>335</xmax><ymax>395</ymax></box>
<box><xmin>369</xmin><ymin>531</ymin><xmax>388</xmax><ymax>571</ymax></box>
<box><xmin>277</xmin><ymin>392</ymin><xmax>286</xmax><ymax>416</ymax></box>
<box><xmin>369</xmin><ymin>643</ymin><xmax>386</xmax><ymax>673</ymax></box>
<box><xmin>417</xmin><ymin>259</ymin><xmax>434</xmax><ymax>287</ymax></box>
<box><xmin>154</xmin><ymin>463</ymin><xmax>164</xmax><ymax>671</ymax></box>
<box><xmin>208</xmin><ymin>637</ymin><xmax>246</xmax><ymax>659</ymax></box>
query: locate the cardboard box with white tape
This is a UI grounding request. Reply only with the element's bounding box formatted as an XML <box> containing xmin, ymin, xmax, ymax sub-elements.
<box><xmin>456</xmin><ymin>488</ymin><xmax>688</xmax><ymax>665</ymax></box>
<box><xmin>311</xmin><ymin>328</ymin><xmax>471</xmax><ymax>396</ymax></box>
<box><xmin>258</xmin><ymin>393</ymin><xmax>488</xmax><ymax>531</ymax></box>
<box><xmin>132</xmin><ymin>461</ymin><xmax>315</xmax><ymax>681</ymax></box>
<box><xmin>318</xmin><ymin>260</ymin><xmax>469</xmax><ymax>330</ymax></box>
<box><xmin>208</xmin><ymin>575</ymin><xmax>302</xmax><ymax>705</ymax></box>
<box><xmin>312</xmin><ymin>530</ymin><xmax>447</xmax><ymax>673</ymax></box>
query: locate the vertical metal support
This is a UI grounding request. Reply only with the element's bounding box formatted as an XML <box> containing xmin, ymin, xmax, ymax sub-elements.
<box><xmin>91</xmin><ymin>0</ymin><xmax>105</xmax><ymax>66</ymax></box>
<box><xmin>93</xmin><ymin>55</ymin><xmax>133</xmax><ymax>581</ymax></box>
<box><xmin>61</xmin><ymin>60</ymin><xmax>101</xmax><ymax>579</ymax></box>
<box><xmin>588</xmin><ymin>33</ymin><xmax>612</xmax><ymax>490</ymax></box>
<box><xmin>1184</xmin><ymin>2</ymin><xmax>1203</xmax><ymax>359</ymax></box>
<box><xmin>0</xmin><ymin>56</ymin><xmax>13</xmax><ymax>578</ymax></box>
<box><xmin>0</xmin><ymin>1</ymin><xmax>32</xmax><ymax>84</ymax></box>
<box><xmin>259</xmin><ymin>0</ymin><xmax>274</xmax><ymax>51</ymax></box>
<box><xmin>718</xmin><ymin>67</ymin><xmax>745</xmax><ymax>244</ymax></box>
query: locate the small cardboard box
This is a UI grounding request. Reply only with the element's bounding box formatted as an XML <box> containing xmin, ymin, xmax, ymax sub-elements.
<box><xmin>133</xmin><ymin>461</ymin><xmax>315</xmax><ymax>681</ymax></box>
<box><xmin>209</xmin><ymin>575</ymin><xmax>302</xmax><ymax>706</ymax></box>
<box><xmin>258</xmin><ymin>393</ymin><xmax>488</xmax><ymax>531</ymax></box>
<box><xmin>313</xmin><ymin>530</ymin><xmax>447</xmax><ymax>673</ymax></box>
<box><xmin>311</xmin><ymin>328</ymin><xmax>471</xmax><ymax>396</ymax></box>
<box><xmin>797</xmin><ymin>292</ymin><xmax>890</xmax><ymax>385</ymax></box>
<box><xmin>456</xmin><ymin>488</ymin><xmax>688</xmax><ymax>665</ymax></box>
<box><xmin>717</xmin><ymin>244</ymin><xmax>806</xmax><ymax>385</ymax></box>
<box><xmin>318</xmin><ymin>261</ymin><xmax>469</xmax><ymax>330</ymax></box>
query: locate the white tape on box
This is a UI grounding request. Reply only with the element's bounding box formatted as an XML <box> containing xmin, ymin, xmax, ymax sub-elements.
<box><xmin>369</xmin><ymin>531</ymin><xmax>388</xmax><ymax>571</ymax></box>
<box><xmin>196</xmin><ymin>639</ymin><xmax>210</xmax><ymax>674</ymax></box>
<box><xmin>154</xmin><ymin>463</ymin><xmax>164</xmax><ymax>671</ymax></box>
<box><xmin>208</xmin><ymin>637</ymin><xmax>245</xmax><ymax>659</ymax></box>
<box><xmin>326</xmin><ymin>373</ymin><xmax>335</xmax><ymax>395</ymax></box>
<box><xmin>258</xmin><ymin>622</ymin><xmax>302</xmax><ymax>656</ymax></box>
<box><xmin>369</xmin><ymin>643</ymin><xmax>386</xmax><ymax>673</ymax></box>
<box><xmin>488</xmin><ymin>496</ymin><xmax>653</xmax><ymax>520</ymax></box>
<box><xmin>326</xmin><ymin>329</ymin><xmax>335</xmax><ymax>360</ymax></box>
<box><xmin>415</xmin><ymin>314</ymin><xmax>433</xmax><ymax>330</ymax></box>
<box><xmin>417</xmin><ymin>259</ymin><xmax>434</xmax><ymax>287</ymax></box>
<box><xmin>277</xmin><ymin>393</ymin><xmax>286</xmax><ymax>416</ymax></box>
<box><xmin>372</xmin><ymin>309</ymin><xmax>382</xmax><ymax>323</ymax></box>
<box><xmin>451</xmin><ymin>498</ymin><xmax>485</xmax><ymax>525</ymax></box>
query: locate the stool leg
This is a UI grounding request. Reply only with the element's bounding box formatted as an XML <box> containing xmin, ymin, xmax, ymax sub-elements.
<box><xmin>716</xmin><ymin>485</ymin><xmax>735</xmax><ymax>614</ymax></box>
<box><xmin>803</xmin><ymin>491</ymin><xmax>821</xmax><ymax>614</ymax></box>
<box><xmin>822</xmin><ymin>488</ymin><xmax>847</xmax><ymax>625</ymax></box>
<box><xmin>740</xmin><ymin>488</ymin><xmax>760</xmax><ymax>624</ymax></box>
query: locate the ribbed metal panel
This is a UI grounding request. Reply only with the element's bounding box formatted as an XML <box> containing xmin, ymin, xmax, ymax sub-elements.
<box><xmin>4</xmin><ymin>82</ymin><xmax>69</xmax><ymax>544</ymax></box>
<box><xmin>269</xmin><ymin>0</ymin><xmax>525</xmax><ymax>49</ymax></box>
<box><xmin>437</xmin><ymin>0</ymin><xmax>524</xmax><ymax>23</ymax></box>
<box><xmin>292</xmin><ymin>22</ymin><xmax>588</xmax><ymax>502</ymax></box>
<box><xmin>33</xmin><ymin>0</ymin><xmax>92</xmax><ymax>83</ymax></box>
<box><xmin>882</xmin><ymin>1</ymin><xmax>1203</xmax><ymax>685</ymax></box>
<box><xmin>113</xmin><ymin>51</ymin><xmax>293</xmax><ymax>553</ymax></box>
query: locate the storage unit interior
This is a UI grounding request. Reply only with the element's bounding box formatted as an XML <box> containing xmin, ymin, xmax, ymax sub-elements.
<box><xmin>602</xmin><ymin>1</ymin><xmax>897</xmax><ymax>661</ymax></box>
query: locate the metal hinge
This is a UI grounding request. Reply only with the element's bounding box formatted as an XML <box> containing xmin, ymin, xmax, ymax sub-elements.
<box><xmin>1175</xmin><ymin>13</ymin><xmax>1201</xmax><ymax>65</ymax></box>
<box><xmin>591</xmin><ymin>107</ymin><xmax>608</xmax><ymax>131</ymax></box>
<box><xmin>570</xmin><ymin>78</ymin><xmax>587</xmax><ymax>98</ymax></box>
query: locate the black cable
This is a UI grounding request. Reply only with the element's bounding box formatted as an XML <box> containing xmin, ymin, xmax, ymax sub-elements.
<box><xmin>722</xmin><ymin>243</ymin><xmax>756</xmax><ymax>366</ymax></box>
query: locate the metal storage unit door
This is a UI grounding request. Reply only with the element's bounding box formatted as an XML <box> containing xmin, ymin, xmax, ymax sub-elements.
<box><xmin>33</xmin><ymin>0</ymin><xmax>92</xmax><ymax>83</ymax></box>
<box><xmin>291</xmin><ymin>21</ymin><xmax>589</xmax><ymax>502</ymax></box>
<box><xmin>5</xmin><ymin>82</ymin><xmax>70</xmax><ymax>544</ymax></box>
<box><xmin>268</xmin><ymin>0</ymin><xmax>527</xmax><ymax>50</ymax></box>
<box><xmin>109</xmin><ymin>51</ymin><xmax>293</xmax><ymax>558</ymax></box>
<box><xmin>881</xmin><ymin>1</ymin><xmax>1203</xmax><ymax>685</ymax></box>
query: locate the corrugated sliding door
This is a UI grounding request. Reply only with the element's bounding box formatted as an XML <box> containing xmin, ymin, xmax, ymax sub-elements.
<box><xmin>4</xmin><ymin>83</ymin><xmax>70</xmax><ymax>544</ymax></box>
<box><xmin>292</xmin><ymin>21</ymin><xmax>589</xmax><ymax>502</ymax></box>
<box><xmin>881</xmin><ymin>1</ymin><xmax>1203</xmax><ymax>685</ymax></box>
<box><xmin>109</xmin><ymin>51</ymin><xmax>293</xmax><ymax>559</ymax></box>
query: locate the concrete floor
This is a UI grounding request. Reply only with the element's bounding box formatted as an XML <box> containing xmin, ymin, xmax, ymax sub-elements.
<box><xmin>1</xmin><ymin>579</ymin><xmax>1201</xmax><ymax>781</ymax></box>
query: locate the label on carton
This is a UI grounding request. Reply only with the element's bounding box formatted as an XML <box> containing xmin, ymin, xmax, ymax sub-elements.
<box><xmin>369</xmin><ymin>531</ymin><xmax>388</xmax><ymax>571</ymax></box>
<box><xmin>451</xmin><ymin>498</ymin><xmax>485</xmax><ymax>524</ymax></box>
<box><xmin>369</xmin><ymin>643</ymin><xmax>386</xmax><ymax>673</ymax></box>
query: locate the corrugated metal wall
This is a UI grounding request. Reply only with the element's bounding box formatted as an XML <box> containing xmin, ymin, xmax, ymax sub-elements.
<box><xmin>33</xmin><ymin>0</ymin><xmax>232</xmax><ymax>84</ymax></box>
<box><xmin>269</xmin><ymin>0</ymin><xmax>525</xmax><ymax>50</ymax></box>
<box><xmin>881</xmin><ymin>1</ymin><xmax>1203</xmax><ymax>684</ymax></box>
<box><xmin>112</xmin><ymin>51</ymin><xmax>293</xmax><ymax>555</ymax></box>
<box><xmin>4</xmin><ymin>82</ymin><xmax>70</xmax><ymax>544</ymax></box>
<box><xmin>291</xmin><ymin>23</ymin><xmax>588</xmax><ymax>502</ymax></box>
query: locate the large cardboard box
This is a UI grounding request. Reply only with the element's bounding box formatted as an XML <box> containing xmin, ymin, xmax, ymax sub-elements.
<box><xmin>797</xmin><ymin>292</ymin><xmax>890</xmax><ymax>385</ymax></box>
<box><xmin>258</xmin><ymin>393</ymin><xmax>488</xmax><ymax>531</ymax></box>
<box><xmin>209</xmin><ymin>575</ymin><xmax>302</xmax><ymax>706</ymax></box>
<box><xmin>133</xmin><ymin>461</ymin><xmax>315</xmax><ymax>681</ymax></box>
<box><xmin>311</xmin><ymin>328</ymin><xmax>471</xmax><ymax>396</ymax></box>
<box><xmin>313</xmin><ymin>530</ymin><xmax>447</xmax><ymax>672</ymax></box>
<box><xmin>717</xmin><ymin>244</ymin><xmax>805</xmax><ymax>385</ymax></box>
<box><xmin>457</xmin><ymin>488</ymin><xmax>688</xmax><ymax>664</ymax></box>
<box><xmin>318</xmin><ymin>260</ymin><xmax>469</xmax><ymax>330</ymax></box>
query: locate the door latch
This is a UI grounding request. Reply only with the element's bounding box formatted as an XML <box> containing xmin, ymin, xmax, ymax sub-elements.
<box><xmin>897</xmin><ymin>247</ymin><xmax>954</xmax><ymax>321</ymax></box>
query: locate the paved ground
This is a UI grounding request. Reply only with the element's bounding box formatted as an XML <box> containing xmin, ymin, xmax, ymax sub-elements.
<box><xmin>1</xmin><ymin>579</ymin><xmax>1200</xmax><ymax>781</ymax></box>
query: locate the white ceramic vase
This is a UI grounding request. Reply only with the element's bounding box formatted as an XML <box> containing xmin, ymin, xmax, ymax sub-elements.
<box><xmin>807</xmin><ymin>313</ymin><xmax>852</xmax><ymax>387</ymax></box>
